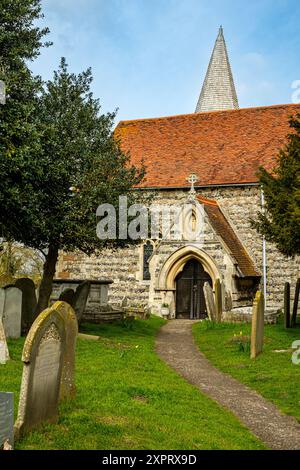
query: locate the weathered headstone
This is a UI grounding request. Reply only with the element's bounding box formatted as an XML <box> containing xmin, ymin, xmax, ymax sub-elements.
<box><xmin>291</xmin><ymin>278</ymin><xmax>300</xmax><ymax>328</ymax></box>
<box><xmin>0</xmin><ymin>392</ymin><xmax>14</xmax><ymax>449</ymax></box>
<box><xmin>0</xmin><ymin>318</ymin><xmax>10</xmax><ymax>364</ymax></box>
<box><xmin>0</xmin><ymin>288</ymin><xmax>5</xmax><ymax>319</ymax></box>
<box><xmin>215</xmin><ymin>279</ymin><xmax>223</xmax><ymax>323</ymax></box>
<box><xmin>250</xmin><ymin>291</ymin><xmax>265</xmax><ymax>359</ymax></box>
<box><xmin>2</xmin><ymin>287</ymin><xmax>22</xmax><ymax>339</ymax></box>
<box><xmin>14</xmin><ymin>301</ymin><xmax>78</xmax><ymax>438</ymax></box>
<box><xmin>203</xmin><ymin>282</ymin><xmax>216</xmax><ymax>321</ymax></box>
<box><xmin>14</xmin><ymin>278</ymin><xmax>37</xmax><ymax>335</ymax></box>
<box><xmin>143</xmin><ymin>306</ymin><xmax>151</xmax><ymax>320</ymax></box>
<box><xmin>73</xmin><ymin>281</ymin><xmax>91</xmax><ymax>323</ymax></box>
<box><xmin>284</xmin><ymin>282</ymin><xmax>291</xmax><ymax>329</ymax></box>
<box><xmin>224</xmin><ymin>290</ymin><xmax>233</xmax><ymax>312</ymax></box>
<box><xmin>59</xmin><ymin>288</ymin><xmax>75</xmax><ymax>306</ymax></box>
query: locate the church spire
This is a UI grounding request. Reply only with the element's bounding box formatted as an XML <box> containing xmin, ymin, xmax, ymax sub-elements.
<box><xmin>195</xmin><ymin>26</ymin><xmax>239</xmax><ymax>113</ymax></box>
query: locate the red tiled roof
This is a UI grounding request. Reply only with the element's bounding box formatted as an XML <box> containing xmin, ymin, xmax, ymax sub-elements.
<box><xmin>197</xmin><ymin>196</ymin><xmax>260</xmax><ymax>277</ymax></box>
<box><xmin>116</xmin><ymin>103</ymin><xmax>300</xmax><ymax>188</ymax></box>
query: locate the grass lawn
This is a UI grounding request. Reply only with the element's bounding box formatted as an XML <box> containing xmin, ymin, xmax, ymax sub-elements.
<box><xmin>193</xmin><ymin>320</ymin><xmax>300</xmax><ymax>423</ymax></box>
<box><xmin>0</xmin><ymin>317</ymin><xmax>265</xmax><ymax>450</ymax></box>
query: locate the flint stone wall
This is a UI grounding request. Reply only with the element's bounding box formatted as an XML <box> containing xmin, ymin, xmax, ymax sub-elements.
<box><xmin>55</xmin><ymin>186</ymin><xmax>300</xmax><ymax>312</ymax></box>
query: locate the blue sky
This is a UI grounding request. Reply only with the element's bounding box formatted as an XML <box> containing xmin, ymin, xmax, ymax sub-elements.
<box><xmin>30</xmin><ymin>0</ymin><xmax>300</xmax><ymax>123</ymax></box>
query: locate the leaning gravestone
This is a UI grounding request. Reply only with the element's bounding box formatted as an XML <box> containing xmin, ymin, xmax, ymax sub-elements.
<box><xmin>14</xmin><ymin>278</ymin><xmax>37</xmax><ymax>335</ymax></box>
<box><xmin>59</xmin><ymin>288</ymin><xmax>75</xmax><ymax>306</ymax></box>
<box><xmin>73</xmin><ymin>281</ymin><xmax>91</xmax><ymax>323</ymax></box>
<box><xmin>0</xmin><ymin>392</ymin><xmax>14</xmax><ymax>449</ymax></box>
<box><xmin>250</xmin><ymin>291</ymin><xmax>265</xmax><ymax>359</ymax></box>
<box><xmin>0</xmin><ymin>288</ymin><xmax>5</xmax><ymax>319</ymax></box>
<box><xmin>203</xmin><ymin>282</ymin><xmax>216</xmax><ymax>321</ymax></box>
<box><xmin>284</xmin><ymin>282</ymin><xmax>291</xmax><ymax>329</ymax></box>
<box><xmin>0</xmin><ymin>318</ymin><xmax>9</xmax><ymax>364</ymax></box>
<box><xmin>224</xmin><ymin>289</ymin><xmax>233</xmax><ymax>312</ymax></box>
<box><xmin>14</xmin><ymin>301</ymin><xmax>78</xmax><ymax>438</ymax></box>
<box><xmin>215</xmin><ymin>279</ymin><xmax>223</xmax><ymax>323</ymax></box>
<box><xmin>291</xmin><ymin>278</ymin><xmax>300</xmax><ymax>328</ymax></box>
<box><xmin>2</xmin><ymin>287</ymin><xmax>22</xmax><ymax>339</ymax></box>
<box><xmin>143</xmin><ymin>306</ymin><xmax>151</xmax><ymax>320</ymax></box>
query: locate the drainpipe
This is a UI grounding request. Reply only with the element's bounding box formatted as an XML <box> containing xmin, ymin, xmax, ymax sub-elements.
<box><xmin>260</xmin><ymin>188</ymin><xmax>267</xmax><ymax>310</ymax></box>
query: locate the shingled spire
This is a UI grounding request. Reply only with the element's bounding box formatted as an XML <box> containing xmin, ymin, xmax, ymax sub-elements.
<box><xmin>195</xmin><ymin>27</ymin><xmax>239</xmax><ymax>113</ymax></box>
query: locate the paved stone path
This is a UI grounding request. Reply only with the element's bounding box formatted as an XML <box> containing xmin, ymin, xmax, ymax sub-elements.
<box><xmin>156</xmin><ymin>320</ymin><xmax>300</xmax><ymax>450</ymax></box>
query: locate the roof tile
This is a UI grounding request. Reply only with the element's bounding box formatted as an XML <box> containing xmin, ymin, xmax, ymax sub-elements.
<box><xmin>116</xmin><ymin>103</ymin><xmax>300</xmax><ymax>188</ymax></box>
<box><xmin>198</xmin><ymin>196</ymin><xmax>260</xmax><ymax>277</ymax></box>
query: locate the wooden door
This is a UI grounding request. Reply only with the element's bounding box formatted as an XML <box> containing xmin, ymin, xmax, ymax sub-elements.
<box><xmin>175</xmin><ymin>259</ymin><xmax>212</xmax><ymax>319</ymax></box>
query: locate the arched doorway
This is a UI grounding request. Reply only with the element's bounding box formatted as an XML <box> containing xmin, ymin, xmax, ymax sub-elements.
<box><xmin>175</xmin><ymin>259</ymin><xmax>212</xmax><ymax>319</ymax></box>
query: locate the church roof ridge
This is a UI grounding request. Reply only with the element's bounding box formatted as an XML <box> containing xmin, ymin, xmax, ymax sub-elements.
<box><xmin>117</xmin><ymin>102</ymin><xmax>300</xmax><ymax>127</ymax></box>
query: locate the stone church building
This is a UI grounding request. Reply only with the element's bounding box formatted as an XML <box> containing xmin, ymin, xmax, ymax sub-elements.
<box><xmin>56</xmin><ymin>27</ymin><xmax>300</xmax><ymax>319</ymax></box>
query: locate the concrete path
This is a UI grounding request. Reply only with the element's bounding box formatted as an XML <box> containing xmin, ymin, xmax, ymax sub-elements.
<box><xmin>156</xmin><ymin>320</ymin><xmax>300</xmax><ymax>450</ymax></box>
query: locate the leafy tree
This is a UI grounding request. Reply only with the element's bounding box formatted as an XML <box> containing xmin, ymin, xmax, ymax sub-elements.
<box><xmin>0</xmin><ymin>0</ymin><xmax>50</xmax><ymax>302</ymax></box>
<box><xmin>1</xmin><ymin>58</ymin><xmax>144</xmax><ymax>314</ymax></box>
<box><xmin>252</xmin><ymin>114</ymin><xmax>300</xmax><ymax>257</ymax></box>
<box><xmin>0</xmin><ymin>241</ymin><xmax>43</xmax><ymax>281</ymax></box>
<box><xmin>0</xmin><ymin>241</ymin><xmax>23</xmax><ymax>276</ymax></box>
<box><xmin>0</xmin><ymin>2</ymin><xmax>144</xmax><ymax>313</ymax></box>
<box><xmin>0</xmin><ymin>0</ymin><xmax>50</xmax><ymax>160</ymax></box>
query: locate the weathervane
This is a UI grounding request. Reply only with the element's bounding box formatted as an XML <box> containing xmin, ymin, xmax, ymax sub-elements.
<box><xmin>186</xmin><ymin>173</ymin><xmax>199</xmax><ymax>200</ymax></box>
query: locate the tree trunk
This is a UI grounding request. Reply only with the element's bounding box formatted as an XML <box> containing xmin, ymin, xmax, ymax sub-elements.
<box><xmin>35</xmin><ymin>244</ymin><xmax>59</xmax><ymax>316</ymax></box>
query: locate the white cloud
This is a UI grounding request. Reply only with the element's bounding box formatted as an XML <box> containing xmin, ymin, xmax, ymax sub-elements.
<box><xmin>242</xmin><ymin>52</ymin><xmax>266</xmax><ymax>68</ymax></box>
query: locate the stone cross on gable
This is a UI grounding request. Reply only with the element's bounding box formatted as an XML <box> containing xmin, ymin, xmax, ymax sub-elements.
<box><xmin>186</xmin><ymin>173</ymin><xmax>199</xmax><ymax>199</ymax></box>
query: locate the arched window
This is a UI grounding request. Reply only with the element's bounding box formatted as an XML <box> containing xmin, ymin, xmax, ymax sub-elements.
<box><xmin>143</xmin><ymin>241</ymin><xmax>153</xmax><ymax>280</ymax></box>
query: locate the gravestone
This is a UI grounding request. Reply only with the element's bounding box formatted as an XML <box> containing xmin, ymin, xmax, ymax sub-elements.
<box><xmin>291</xmin><ymin>278</ymin><xmax>300</xmax><ymax>328</ymax></box>
<box><xmin>203</xmin><ymin>282</ymin><xmax>216</xmax><ymax>321</ymax></box>
<box><xmin>144</xmin><ymin>306</ymin><xmax>151</xmax><ymax>320</ymax></box>
<box><xmin>0</xmin><ymin>288</ymin><xmax>5</xmax><ymax>318</ymax></box>
<box><xmin>0</xmin><ymin>318</ymin><xmax>10</xmax><ymax>364</ymax></box>
<box><xmin>224</xmin><ymin>290</ymin><xmax>233</xmax><ymax>312</ymax></box>
<box><xmin>59</xmin><ymin>288</ymin><xmax>75</xmax><ymax>306</ymax></box>
<box><xmin>215</xmin><ymin>279</ymin><xmax>223</xmax><ymax>323</ymax></box>
<box><xmin>14</xmin><ymin>301</ymin><xmax>78</xmax><ymax>438</ymax></box>
<box><xmin>51</xmin><ymin>279</ymin><xmax>115</xmax><ymax>323</ymax></box>
<box><xmin>250</xmin><ymin>291</ymin><xmax>265</xmax><ymax>359</ymax></box>
<box><xmin>284</xmin><ymin>282</ymin><xmax>291</xmax><ymax>329</ymax></box>
<box><xmin>0</xmin><ymin>392</ymin><xmax>14</xmax><ymax>449</ymax></box>
<box><xmin>73</xmin><ymin>281</ymin><xmax>91</xmax><ymax>323</ymax></box>
<box><xmin>14</xmin><ymin>278</ymin><xmax>37</xmax><ymax>335</ymax></box>
<box><xmin>2</xmin><ymin>287</ymin><xmax>22</xmax><ymax>339</ymax></box>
